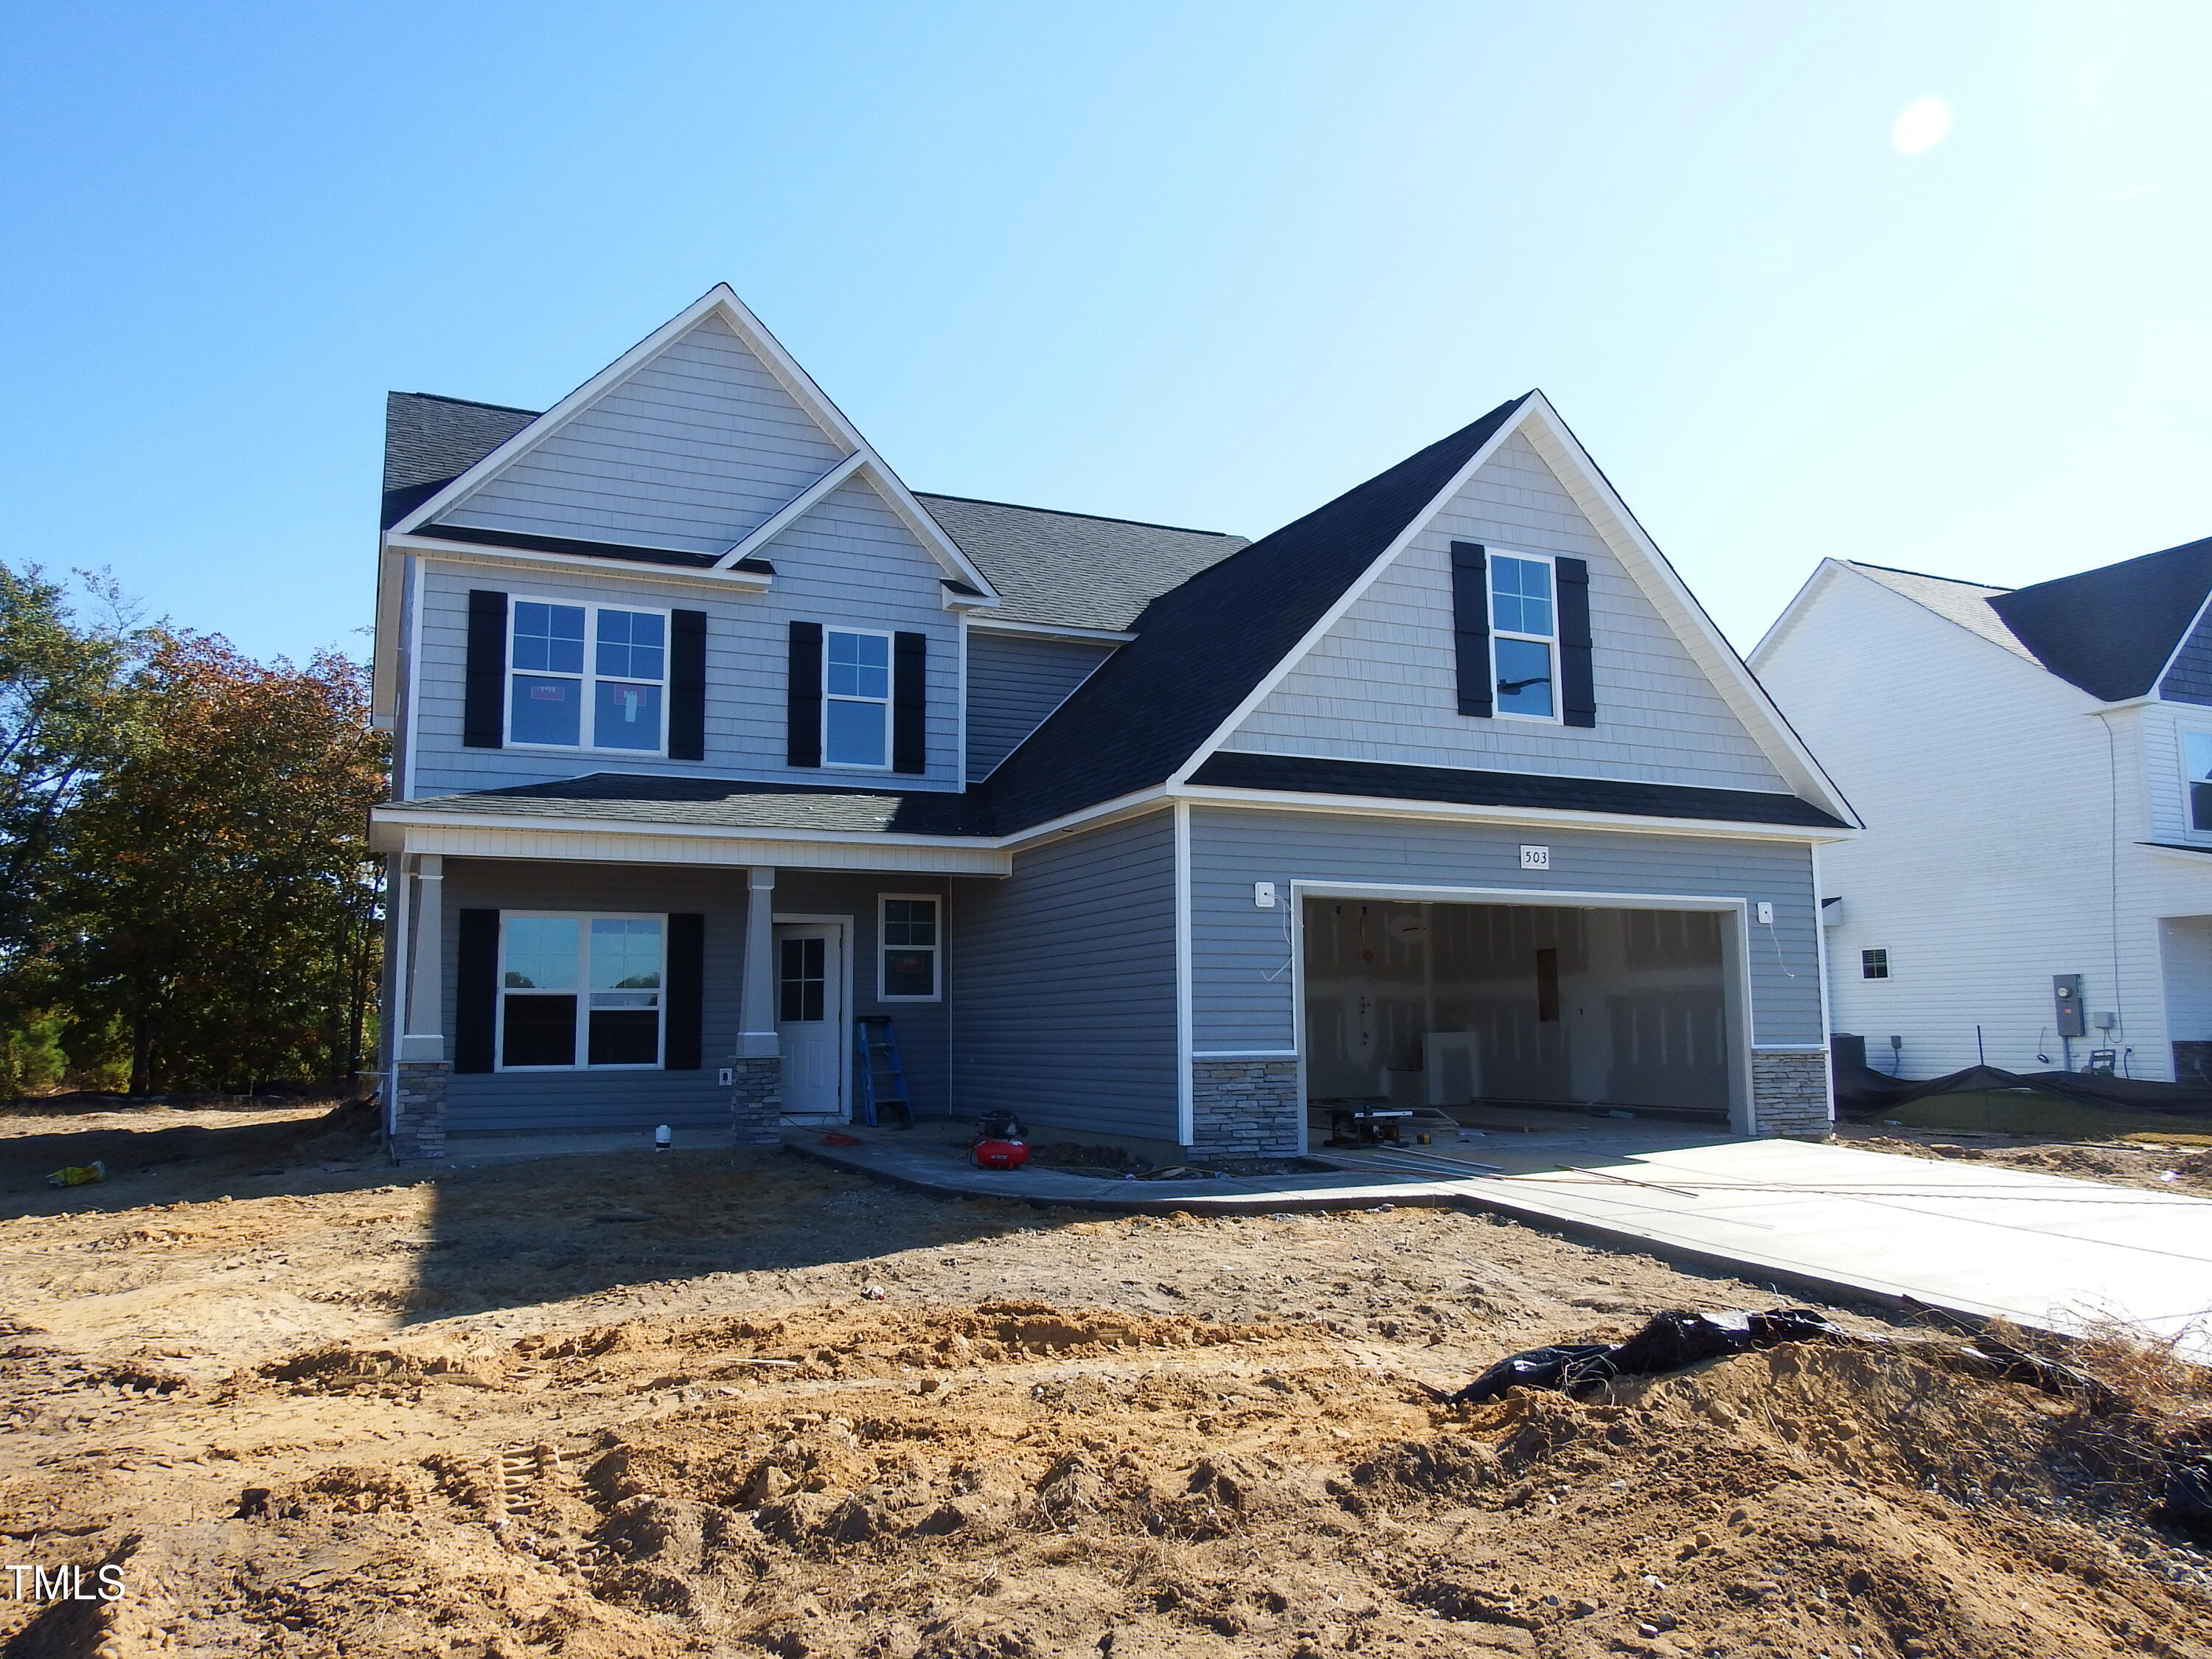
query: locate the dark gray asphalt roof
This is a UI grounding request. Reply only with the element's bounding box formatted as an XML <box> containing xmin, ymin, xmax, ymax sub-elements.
<box><xmin>1190</xmin><ymin>753</ymin><xmax>1847</xmax><ymax>829</ymax></box>
<box><xmin>1988</xmin><ymin>535</ymin><xmax>2212</xmax><ymax>700</ymax></box>
<box><xmin>911</xmin><ymin>495</ymin><xmax>1247</xmax><ymax>633</ymax></box>
<box><xmin>383</xmin><ymin>392</ymin><xmax>539</xmax><ymax>528</ymax></box>
<box><xmin>400</xmin><ymin>773</ymin><xmax>989</xmax><ymax>836</ymax></box>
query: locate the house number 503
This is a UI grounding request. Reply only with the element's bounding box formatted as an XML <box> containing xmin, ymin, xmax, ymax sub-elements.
<box><xmin>1520</xmin><ymin>845</ymin><xmax>1551</xmax><ymax>871</ymax></box>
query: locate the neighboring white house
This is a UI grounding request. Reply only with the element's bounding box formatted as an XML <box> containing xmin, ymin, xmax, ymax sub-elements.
<box><xmin>1753</xmin><ymin>544</ymin><xmax>2212</xmax><ymax>1083</ymax></box>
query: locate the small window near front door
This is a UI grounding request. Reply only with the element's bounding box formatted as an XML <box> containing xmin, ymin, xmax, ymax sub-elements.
<box><xmin>779</xmin><ymin>936</ymin><xmax>827</xmax><ymax>1021</ymax></box>
<box><xmin>880</xmin><ymin>896</ymin><xmax>941</xmax><ymax>1000</ymax></box>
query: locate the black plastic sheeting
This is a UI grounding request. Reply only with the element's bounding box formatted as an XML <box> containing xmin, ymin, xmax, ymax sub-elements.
<box><xmin>1834</xmin><ymin>1060</ymin><xmax>2212</xmax><ymax>1123</ymax></box>
<box><xmin>1451</xmin><ymin>1309</ymin><xmax>2212</xmax><ymax>1542</ymax></box>
<box><xmin>1451</xmin><ymin>1309</ymin><xmax>1848</xmax><ymax>1404</ymax></box>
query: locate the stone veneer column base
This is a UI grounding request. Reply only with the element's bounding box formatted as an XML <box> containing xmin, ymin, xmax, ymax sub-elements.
<box><xmin>1750</xmin><ymin>1050</ymin><xmax>1832</xmax><ymax>1138</ymax></box>
<box><xmin>390</xmin><ymin>1062</ymin><xmax>450</xmax><ymax>1161</ymax></box>
<box><xmin>731</xmin><ymin>1057</ymin><xmax>783</xmax><ymax>1146</ymax></box>
<box><xmin>1189</xmin><ymin>1058</ymin><xmax>1303</xmax><ymax>1161</ymax></box>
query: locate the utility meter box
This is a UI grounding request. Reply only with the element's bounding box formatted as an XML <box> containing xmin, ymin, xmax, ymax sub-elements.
<box><xmin>2053</xmin><ymin>974</ymin><xmax>2086</xmax><ymax>1038</ymax></box>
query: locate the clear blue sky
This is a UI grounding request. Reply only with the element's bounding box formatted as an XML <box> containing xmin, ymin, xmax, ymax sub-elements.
<box><xmin>2</xmin><ymin>2</ymin><xmax>2205</xmax><ymax>664</ymax></box>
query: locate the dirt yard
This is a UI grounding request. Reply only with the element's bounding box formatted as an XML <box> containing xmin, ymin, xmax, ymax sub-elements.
<box><xmin>0</xmin><ymin>1102</ymin><xmax>2207</xmax><ymax>1658</ymax></box>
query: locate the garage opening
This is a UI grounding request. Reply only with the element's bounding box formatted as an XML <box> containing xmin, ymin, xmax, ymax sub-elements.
<box><xmin>1302</xmin><ymin>898</ymin><xmax>1737</xmax><ymax>1124</ymax></box>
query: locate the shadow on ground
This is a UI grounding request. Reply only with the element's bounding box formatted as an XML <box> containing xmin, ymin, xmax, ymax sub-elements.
<box><xmin>405</xmin><ymin>1146</ymin><xmax>1022</xmax><ymax>1323</ymax></box>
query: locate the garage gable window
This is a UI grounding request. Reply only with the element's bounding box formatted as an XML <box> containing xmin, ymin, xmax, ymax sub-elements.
<box><xmin>498</xmin><ymin>913</ymin><xmax>664</xmax><ymax>1069</ymax></box>
<box><xmin>1489</xmin><ymin>554</ymin><xmax>1557</xmax><ymax>720</ymax></box>
<box><xmin>2185</xmin><ymin>731</ymin><xmax>2212</xmax><ymax>832</ymax></box>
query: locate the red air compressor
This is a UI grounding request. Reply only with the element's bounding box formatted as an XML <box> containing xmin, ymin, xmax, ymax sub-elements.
<box><xmin>970</xmin><ymin>1110</ymin><xmax>1030</xmax><ymax>1171</ymax></box>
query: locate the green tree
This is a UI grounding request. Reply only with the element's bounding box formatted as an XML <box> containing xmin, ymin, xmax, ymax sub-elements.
<box><xmin>43</xmin><ymin>633</ymin><xmax>387</xmax><ymax>1093</ymax></box>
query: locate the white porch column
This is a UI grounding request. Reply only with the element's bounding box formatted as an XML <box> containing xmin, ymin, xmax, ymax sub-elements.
<box><xmin>737</xmin><ymin>866</ymin><xmax>779</xmax><ymax>1059</ymax></box>
<box><xmin>400</xmin><ymin>855</ymin><xmax>445</xmax><ymax>1062</ymax></box>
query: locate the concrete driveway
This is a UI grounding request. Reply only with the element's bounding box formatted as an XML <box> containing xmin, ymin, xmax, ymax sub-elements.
<box><xmin>1437</xmin><ymin>1135</ymin><xmax>2212</xmax><ymax>1359</ymax></box>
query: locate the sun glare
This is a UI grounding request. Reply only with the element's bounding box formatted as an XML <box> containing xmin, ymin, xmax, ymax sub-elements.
<box><xmin>1891</xmin><ymin>96</ymin><xmax>1953</xmax><ymax>155</ymax></box>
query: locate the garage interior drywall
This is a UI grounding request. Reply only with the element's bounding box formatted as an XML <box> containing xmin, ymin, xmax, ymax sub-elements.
<box><xmin>1301</xmin><ymin>898</ymin><xmax>1731</xmax><ymax>1115</ymax></box>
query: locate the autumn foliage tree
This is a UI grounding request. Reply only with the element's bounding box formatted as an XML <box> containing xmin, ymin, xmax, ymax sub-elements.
<box><xmin>28</xmin><ymin>626</ymin><xmax>386</xmax><ymax>1093</ymax></box>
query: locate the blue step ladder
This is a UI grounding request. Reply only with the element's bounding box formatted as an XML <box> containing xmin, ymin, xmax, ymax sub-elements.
<box><xmin>852</xmin><ymin>1016</ymin><xmax>913</xmax><ymax>1128</ymax></box>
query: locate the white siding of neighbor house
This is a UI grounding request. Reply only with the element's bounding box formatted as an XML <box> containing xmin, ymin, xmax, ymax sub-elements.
<box><xmin>404</xmin><ymin>483</ymin><xmax>962</xmax><ymax>796</ymax></box>
<box><xmin>1222</xmin><ymin>430</ymin><xmax>1789</xmax><ymax>793</ymax></box>
<box><xmin>1756</xmin><ymin>566</ymin><xmax>2212</xmax><ymax>1082</ymax></box>
<box><xmin>1186</xmin><ymin>805</ymin><xmax>1821</xmax><ymax>1054</ymax></box>
<box><xmin>435</xmin><ymin>313</ymin><xmax>848</xmax><ymax>556</ymax></box>
<box><xmin>950</xmin><ymin>810</ymin><xmax>1180</xmax><ymax>1148</ymax></box>
<box><xmin>963</xmin><ymin>632</ymin><xmax>1115</xmax><ymax>782</ymax></box>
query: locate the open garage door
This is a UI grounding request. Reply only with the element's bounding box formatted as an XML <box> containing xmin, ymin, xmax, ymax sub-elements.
<box><xmin>1302</xmin><ymin>898</ymin><xmax>1740</xmax><ymax>1121</ymax></box>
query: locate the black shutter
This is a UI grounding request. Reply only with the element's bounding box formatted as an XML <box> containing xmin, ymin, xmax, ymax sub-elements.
<box><xmin>1449</xmin><ymin>542</ymin><xmax>1492</xmax><ymax>718</ymax></box>
<box><xmin>787</xmin><ymin>621</ymin><xmax>822</xmax><ymax>767</ymax></box>
<box><xmin>463</xmin><ymin>591</ymin><xmax>508</xmax><ymax>748</ymax></box>
<box><xmin>664</xmin><ymin>913</ymin><xmax>703</xmax><ymax>1070</ymax></box>
<box><xmin>454</xmin><ymin>908</ymin><xmax>499</xmax><ymax>1073</ymax></box>
<box><xmin>669</xmin><ymin>609</ymin><xmax>706</xmax><ymax>761</ymax></box>
<box><xmin>892</xmin><ymin>630</ymin><xmax>927</xmax><ymax>774</ymax></box>
<box><xmin>1556</xmin><ymin>556</ymin><xmax>1595</xmax><ymax>728</ymax></box>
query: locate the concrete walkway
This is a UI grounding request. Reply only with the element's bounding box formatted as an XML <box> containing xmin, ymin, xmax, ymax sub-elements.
<box><xmin>788</xmin><ymin>1128</ymin><xmax>2212</xmax><ymax>1357</ymax></box>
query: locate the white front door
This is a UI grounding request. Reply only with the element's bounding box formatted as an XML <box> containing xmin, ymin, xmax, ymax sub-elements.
<box><xmin>773</xmin><ymin>923</ymin><xmax>844</xmax><ymax>1119</ymax></box>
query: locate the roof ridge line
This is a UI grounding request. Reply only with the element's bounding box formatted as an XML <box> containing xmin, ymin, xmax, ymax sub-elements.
<box><xmin>391</xmin><ymin>391</ymin><xmax>546</xmax><ymax>417</ymax></box>
<box><xmin>1846</xmin><ymin>559</ymin><xmax>2014</xmax><ymax>592</ymax></box>
<box><xmin>914</xmin><ymin>490</ymin><xmax>1245</xmax><ymax>540</ymax></box>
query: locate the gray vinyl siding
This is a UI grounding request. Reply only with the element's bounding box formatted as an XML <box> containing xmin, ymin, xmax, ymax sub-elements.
<box><xmin>437</xmin><ymin>860</ymin><xmax>950</xmax><ymax>1134</ymax></box>
<box><xmin>437</xmin><ymin>313</ymin><xmax>846</xmax><ymax>557</ymax></box>
<box><xmin>950</xmin><ymin>810</ymin><xmax>1179</xmax><ymax>1144</ymax></box>
<box><xmin>1222</xmin><ymin>430</ymin><xmax>1790</xmax><ymax>792</ymax></box>
<box><xmin>1186</xmin><ymin>806</ymin><xmax>1823</xmax><ymax>1052</ymax></box>
<box><xmin>405</xmin><ymin>524</ymin><xmax>960</xmax><ymax>796</ymax></box>
<box><xmin>964</xmin><ymin>632</ymin><xmax>1116</xmax><ymax>782</ymax></box>
<box><xmin>771</xmin><ymin>870</ymin><xmax>953</xmax><ymax>1120</ymax></box>
<box><xmin>2160</xmin><ymin>603</ymin><xmax>2212</xmax><ymax>706</ymax></box>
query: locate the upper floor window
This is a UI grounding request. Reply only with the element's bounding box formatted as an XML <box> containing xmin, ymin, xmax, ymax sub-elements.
<box><xmin>509</xmin><ymin>601</ymin><xmax>667</xmax><ymax>753</ymax></box>
<box><xmin>498</xmin><ymin>913</ymin><xmax>664</xmax><ymax>1068</ymax></box>
<box><xmin>1861</xmin><ymin>948</ymin><xmax>1889</xmax><ymax>980</ymax></box>
<box><xmin>824</xmin><ymin>628</ymin><xmax>891</xmax><ymax>767</ymax></box>
<box><xmin>2186</xmin><ymin>731</ymin><xmax>2212</xmax><ymax>832</ymax></box>
<box><xmin>1489</xmin><ymin>554</ymin><xmax>1557</xmax><ymax>720</ymax></box>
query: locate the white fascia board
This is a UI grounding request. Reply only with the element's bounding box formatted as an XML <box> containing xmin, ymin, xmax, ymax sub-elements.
<box><xmin>1746</xmin><ymin>558</ymin><xmax>1846</xmax><ymax>669</ymax></box>
<box><xmin>711</xmin><ymin>449</ymin><xmax>866</xmax><ymax>568</ymax></box>
<box><xmin>386</xmin><ymin>532</ymin><xmax>772</xmax><ymax>593</ymax></box>
<box><xmin>965</xmin><ymin>616</ymin><xmax>1135</xmax><ymax>644</ymax></box>
<box><xmin>992</xmin><ymin>787</ymin><xmax>1176</xmax><ymax>850</ymax></box>
<box><xmin>1166</xmin><ymin>397</ymin><xmax>1534</xmax><ymax>785</ymax></box>
<box><xmin>1170</xmin><ymin>784</ymin><xmax>1857</xmax><ymax>844</ymax></box>
<box><xmin>370</xmin><ymin>805</ymin><xmax>1009</xmax><ymax>872</ymax></box>
<box><xmin>1514</xmin><ymin>396</ymin><xmax>1861</xmax><ymax>830</ymax></box>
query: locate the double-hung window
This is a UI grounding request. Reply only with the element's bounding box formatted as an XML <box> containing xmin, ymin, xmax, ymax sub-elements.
<box><xmin>498</xmin><ymin>914</ymin><xmax>665</xmax><ymax>1069</ymax></box>
<box><xmin>879</xmin><ymin>896</ymin><xmax>942</xmax><ymax>1000</ymax></box>
<box><xmin>2185</xmin><ymin>731</ymin><xmax>2212</xmax><ymax>833</ymax></box>
<box><xmin>824</xmin><ymin>628</ymin><xmax>892</xmax><ymax>767</ymax></box>
<box><xmin>509</xmin><ymin>600</ymin><xmax>667</xmax><ymax>753</ymax></box>
<box><xmin>1489</xmin><ymin>554</ymin><xmax>1557</xmax><ymax>720</ymax></box>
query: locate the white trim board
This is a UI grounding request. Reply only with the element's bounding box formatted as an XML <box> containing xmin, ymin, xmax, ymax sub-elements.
<box><xmin>385</xmin><ymin>535</ymin><xmax>773</xmax><ymax>594</ymax></box>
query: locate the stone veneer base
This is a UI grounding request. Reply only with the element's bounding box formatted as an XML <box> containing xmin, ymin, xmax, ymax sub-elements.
<box><xmin>390</xmin><ymin>1061</ymin><xmax>450</xmax><ymax>1161</ymax></box>
<box><xmin>731</xmin><ymin>1057</ymin><xmax>783</xmax><ymax>1145</ymax></box>
<box><xmin>1750</xmin><ymin>1049</ymin><xmax>1832</xmax><ymax>1138</ymax></box>
<box><xmin>1189</xmin><ymin>1057</ymin><xmax>1302</xmax><ymax>1159</ymax></box>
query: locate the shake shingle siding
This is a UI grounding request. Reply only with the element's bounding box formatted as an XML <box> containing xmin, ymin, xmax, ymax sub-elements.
<box><xmin>950</xmin><ymin>811</ymin><xmax>1179</xmax><ymax>1144</ymax></box>
<box><xmin>435</xmin><ymin>314</ymin><xmax>846</xmax><ymax>556</ymax></box>
<box><xmin>1222</xmin><ymin>431</ymin><xmax>1787</xmax><ymax>790</ymax></box>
